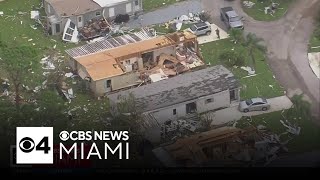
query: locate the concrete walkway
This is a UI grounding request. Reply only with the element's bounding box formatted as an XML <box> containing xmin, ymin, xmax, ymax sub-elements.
<box><xmin>126</xmin><ymin>0</ymin><xmax>202</xmax><ymax>28</ymax></box>
<box><xmin>308</xmin><ymin>52</ymin><xmax>320</xmax><ymax>79</ymax></box>
<box><xmin>205</xmin><ymin>96</ymin><xmax>293</xmax><ymax>126</ymax></box>
<box><xmin>195</xmin><ymin>24</ymin><xmax>229</xmax><ymax>44</ymax></box>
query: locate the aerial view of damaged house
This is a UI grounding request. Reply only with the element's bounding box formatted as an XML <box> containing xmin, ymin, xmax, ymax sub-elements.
<box><xmin>65</xmin><ymin>31</ymin><xmax>205</xmax><ymax>96</ymax></box>
<box><xmin>43</xmin><ymin>0</ymin><xmax>142</xmax><ymax>40</ymax></box>
<box><xmin>107</xmin><ymin>65</ymin><xmax>240</xmax><ymax>142</ymax></box>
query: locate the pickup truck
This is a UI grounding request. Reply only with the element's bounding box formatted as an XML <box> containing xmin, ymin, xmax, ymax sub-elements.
<box><xmin>220</xmin><ymin>7</ymin><xmax>244</xmax><ymax>29</ymax></box>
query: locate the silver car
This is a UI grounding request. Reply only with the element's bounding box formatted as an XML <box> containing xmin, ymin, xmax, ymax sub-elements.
<box><xmin>239</xmin><ymin>98</ymin><xmax>270</xmax><ymax>113</ymax></box>
<box><xmin>187</xmin><ymin>22</ymin><xmax>211</xmax><ymax>36</ymax></box>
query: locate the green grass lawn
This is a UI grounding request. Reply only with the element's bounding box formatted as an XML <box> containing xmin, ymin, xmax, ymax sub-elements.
<box><xmin>0</xmin><ymin>0</ymin><xmax>109</xmax><ymax>128</ymax></box>
<box><xmin>236</xmin><ymin>111</ymin><xmax>320</xmax><ymax>153</ymax></box>
<box><xmin>309</xmin><ymin>28</ymin><xmax>320</xmax><ymax>52</ymax></box>
<box><xmin>200</xmin><ymin>39</ymin><xmax>284</xmax><ymax>100</ymax></box>
<box><xmin>143</xmin><ymin>0</ymin><xmax>186</xmax><ymax>12</ymax></box>
<box><xmin>241</xmin><ymin>0</ymin><xmax>295</xmax><ymax>21</ymax></box>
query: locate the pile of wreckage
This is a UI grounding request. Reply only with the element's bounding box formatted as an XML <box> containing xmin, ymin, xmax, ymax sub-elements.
<box><xmin>243</xmin><ymin>1</ymin><xmax>282</xmax><ymax>16</ymax></box>
<box><xmin>153</xmin><ymin>12</ymin><xmax>205</xmax><ymax>33</ymax></box>
<box><xmin>78</xmin><ymin>18</ymin><xmax>111</xmax><ymax>41</ymax></box>
<box><xmin>160</xmin><ymin>114</ymin><xmax>201</xmax><ymax>142</ymax></box>
<box><xmin>153</xmin><ymin>123</ymin><xmax>300</xmax><ymax>167</ymax></box>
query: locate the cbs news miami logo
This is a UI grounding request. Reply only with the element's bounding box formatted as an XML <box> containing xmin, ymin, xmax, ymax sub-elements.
<box><xmin>16</xmin><ymin>127</ymin><xmax>53</xmax><ymax>164</ymax></box>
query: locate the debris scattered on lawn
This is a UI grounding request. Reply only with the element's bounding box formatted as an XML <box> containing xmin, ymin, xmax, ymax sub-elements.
<box><xmin>28</xmin><ymin>39</ymin><xmax>33</xmax><ymax>42</ymax></box>
<box><xmin>0</xmin><ymin>11</ymin><xmax>3</xmax><ymax>16</ymax></box>
<box><xmin>18</xmin><ymin>11</ymin><xmax>27</xmax><ymax>15</ymax></box>
<box><xmin>241</xmin><ymin>66</ymin><xmax>256</xmax><ymax>75</ymax></box>
<box><xmin>242</xmin><ymin>74</ymin><xmax>258</xmax><ymax>79</ymax></box>
<box><xmin>257</xmin><ymin>125</ymin><xmax>267</xmax><ymax>131</ymax></box>
<box><xmin>280</xmin><ymin>120</ymin><xmax>301</xmax><ymax>135</ymax></box>
<box><xmin>65</xmin><ymin>72</ymin><xmax>74</xmax><ymax>78</ymax></box>
<box><xmin>264</xmin><ymin>3</ymin><xmax>282</xmax><ymax>16</ymax></box>
<box><xmin>243</xmin><ymin>1</ymin><xmax>255</xmax><ymax>8</ymax></box>
<box><xmin>30</xmin><ymin>25</ymin><xmax>37</xmax><ymax>30</ymax></box>
<box><xmin>30</xmin><ymin>11</ymin><xmax>39</xmax><ymax>20</ymax></box>
<box><xmin>61</xmin><ymin>88</ymin><xmax>74</xmax><ymax>103</ymax></box>
<box><xmin>40</xmin><ymin>56</ymin><xmax>56</xmax><ymax>70</ymax></box>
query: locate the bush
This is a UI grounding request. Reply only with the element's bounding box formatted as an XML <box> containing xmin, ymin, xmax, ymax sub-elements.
<box><xmin>219</xmin><ymin>51</ymin><xmax>245</xmax><ymax>67</ymax></box>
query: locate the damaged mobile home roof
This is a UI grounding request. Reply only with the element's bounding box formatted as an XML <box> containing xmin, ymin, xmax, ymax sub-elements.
<box><xmin>108</xmin><ymin>65</ymin><xmax>240</xmax><ymax>112</ymax></box>
<box><xmin>68</xmin><ymin>31</ymin><xmax>197</xmax><ymax>81</ymax></box>
<box><xmin>45</xmin><ymin>0</ymin><xmax>101</xmax><ymax>16</ymax></box>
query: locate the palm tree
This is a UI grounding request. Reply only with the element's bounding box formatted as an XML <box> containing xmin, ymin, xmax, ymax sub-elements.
<box><xmin>243</xmin><ymin>33</ymin><xmax>267</xmax><ymax>72</ymax></box>
<box><xmin>229</xmin><ymin>28</ymin><xmax>243</xmax><ymax>44</ymax></box>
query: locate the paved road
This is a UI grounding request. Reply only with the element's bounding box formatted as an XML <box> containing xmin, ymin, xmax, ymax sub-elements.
<box><xmin>202</xmin><ymin>0</ymin><xmax>320</xmax><ymax>121</ymax></box>
<box><xmin>126</xmin><ymin>0</ymin><xmax>202</xmax><ymax>28</ymax></box>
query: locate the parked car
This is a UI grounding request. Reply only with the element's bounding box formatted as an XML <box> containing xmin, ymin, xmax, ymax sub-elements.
<box><xmin>220</xmin><ymin>7</ymin><xmax>244</xmax><ymax>29</ymax></box>
<box><xmin>239</xmin><ymin>98</ymin><xmax>270</xmax><ymax>113</ymax></box>
<box><xmin>187</xmin><ymin>22</ymin><xmax>211</xmax><ymax>36</ymax></box>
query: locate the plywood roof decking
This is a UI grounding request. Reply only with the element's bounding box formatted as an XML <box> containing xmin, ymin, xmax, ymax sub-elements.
<box><xmin>67</xmin><ymin>31</ymin><xmax>197</xmax><ymax>81</ymax></box>
<box><xmin>77</xmin><ymin>53</ymin><xmax>124</xmax><ymax>81</ymax></box>
<box><xmin>45</xmin><ymin>0</ymin><xmax>101</xmax><ymax>16</ymax></box>
<box><xmin>66</xmin><ymin>30</ymin><xmax>155</xmax><ymax>58</ymax></box>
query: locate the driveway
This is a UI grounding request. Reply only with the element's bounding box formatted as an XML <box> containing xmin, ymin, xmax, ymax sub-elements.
<box><xmin>206</xmin><ymin>96</ymin><xmax>293</xmax><ymax>126</ymax></box>
<box><xmin>195</xmin><ymin>24</ymin><xmax>229</xmax><ymax>44</ymax></box>
<box><xmin>201</xmin><ymin>0</ymin><xmax>320</xmax><ymax>120</ymax></box>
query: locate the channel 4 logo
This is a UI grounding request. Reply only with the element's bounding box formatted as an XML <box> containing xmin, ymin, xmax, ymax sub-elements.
<box><xmin>16</xmin><ymin>127</ymin><xmax>53</xmax><ymax>164</ymax></box>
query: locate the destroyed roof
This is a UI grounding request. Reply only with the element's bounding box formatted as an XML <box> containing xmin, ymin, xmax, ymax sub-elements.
<box><xmin>108</xmin><ymin>65</ymin><xmax>240</xmax><ymax>112</ymax></box>
<box><xmin>66</xmin><ymin>30</ymin><xmax>155</xmax><ymax>58</ymax></box>
<box><xmin>67</xmin><ymin>31</ymin><xmax>197</xmax><ymax>81</ymax></box>
<box><xmin>77</xmin><ymin>53</ymin><xmax>124</xmax><ymax>81</ymax></box>
<box><xmin>45</xmin><ymin>0</ymin><xmax>101</xmax><ymax>16</ymax></box>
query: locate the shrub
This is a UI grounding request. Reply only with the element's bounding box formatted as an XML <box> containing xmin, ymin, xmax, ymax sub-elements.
<box><xmin>219</xmin><ymin>51</ymin><xmax>245</xmax><ymax>67</ymax></box>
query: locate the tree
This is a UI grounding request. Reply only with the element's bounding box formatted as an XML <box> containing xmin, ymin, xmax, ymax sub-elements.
<box><xmin>243</xmin><ymin>33</ymin><xmax>266</xmax><ymax>72</ymax></box>
<box><xmin>219</xmin><ymin>50</ymin><xmax>245</xmax><ymax>67</ymax></box>
<box><xmin>229</xmin><ymin>28</ymin><xmax>244</xmax><ymax>44</ymax></box>
<box><xmin>287</xmin><ymin>94</ymin><xmax>311</xmax><ymax>121</ymax></box>
<box><xmin>0</xmin><ymin>43</ymin><xmax>39</xmax><ymax>110</ymax></box>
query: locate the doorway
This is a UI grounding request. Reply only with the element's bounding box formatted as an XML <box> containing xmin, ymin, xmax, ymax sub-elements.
<box><xmin>186</xmin><ymin>102</ymin><xmax>197</xmax><ymax>114</ymax></box>
<box><xmin>77</xmin><ymin>15</ymin><xmax>83</xmax><ymax>28</ymax></box>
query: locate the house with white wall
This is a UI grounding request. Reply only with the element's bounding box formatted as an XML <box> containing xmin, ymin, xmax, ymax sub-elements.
<box><xmin>108</xmin><ymin>65</ymin><xmax>241</xmax><ymax>127</ymax></box>
<box><xmin>65</xmin><ymin>31</ymin><xmax>204</xmax><ymax>96</ymax></box>
<box><xmin>43</xmin><ymin>0</ymin><xmax>143</xmax><ymax>35</ymax></box>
